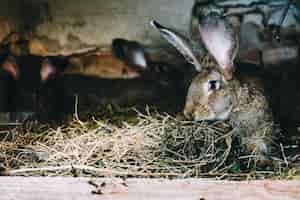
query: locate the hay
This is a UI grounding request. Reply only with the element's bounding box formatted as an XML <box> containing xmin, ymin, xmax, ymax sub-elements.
<box><xmin>0</xmin><ymin>108</ymin><xmax>298</xmax><ymax>179</ymax></box>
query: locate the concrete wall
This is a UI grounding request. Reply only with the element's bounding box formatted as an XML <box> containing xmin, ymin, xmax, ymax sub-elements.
<box><xmin>2</xmin><ymin>0</ymin><xmax>194</xmax><ymax>53</ymax></box>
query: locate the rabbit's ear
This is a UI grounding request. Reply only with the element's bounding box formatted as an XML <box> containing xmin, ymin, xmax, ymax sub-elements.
<box><xmin>150</xmin><ymin>20</ymin><xmax>202</xmax><ymax>72</ymax></box>
<box><xmin>40</xmin><ymin>58</ymin><xmax>58</xmax><ymax>82</ymax></box>
<box><xmin>112</xmin><ymin>38</ymin><xmax>149</xmax><ymax>71</ymax></box>
<box><xmin>198</xmin><ymin>12</ymin><xmax>239</xmax><ymax>80</ymax></box>
<box><xmin>1</xmin><ymin>55</ymin><xmax>19</xmax><ymax>80</ymax></box>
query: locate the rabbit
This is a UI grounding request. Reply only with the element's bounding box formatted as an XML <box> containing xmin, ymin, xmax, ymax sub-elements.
<box><xmin>64</xmin><ymin>49</ymin><xmax>140</xmax><ymax>79</ymax></box>
<box><xmin>151</xmin><ymin>13</ymin><xmax>276</xmax><ymax>164</ymax></box>
<box><xmin>39</xmin><ymin>39</ymin><xmax>189</xmax><ymax>121</ymax></box>
<box><xmin>0</xmin><ymin>40</ymin><xmax>187</xmax><ymax>122</ymax></box>
<box><xmin>0</xmin><ymin>62</ymin><xmax>16</xmax><ymax>112</ymax></box>
<box><xmin>0</xmin><ymin>54</ymin><xmax>69</xmax><ymax>122</ymax></box>
<box><xmin>111</xmin><ymin>38</ymin><xmax>194</xmax><ymax>86</ymax></box>
<box><xmin>111</xmin><ymin>38</ymin><xmax>199</xmax><ymax>106</ymax></box>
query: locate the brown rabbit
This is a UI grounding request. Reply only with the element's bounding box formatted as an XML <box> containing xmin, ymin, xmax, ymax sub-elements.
<box><xmin>151</xmin><ymin>13</ymin><xmax>276</xmax><ymax>164</ymax></box>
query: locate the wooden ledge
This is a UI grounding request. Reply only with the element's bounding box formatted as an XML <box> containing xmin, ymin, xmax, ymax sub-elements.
<box><xmin>0</xmin><ymin>177</ymin><xmax>299</xmax><ymax>200</ymax></box>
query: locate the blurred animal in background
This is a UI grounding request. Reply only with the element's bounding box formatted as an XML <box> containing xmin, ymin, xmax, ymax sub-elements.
<box><xmin>64</xmin><ymin>50</ymin><xmax>140</xmax><ymax>79</ymax></box>
<box><xmin>0</xmin><ymin>53</ymin><xmax>69</xmax><ymax>122</ymax></box>
<box><xmin>0</xmin><ymin>55</ymin><xmax>16</xmax><ymax>113</ymax></box>
<box><xmin>42</xmin><ymin>38</ymin><xmax>190</xmax><ymax>120</ymax></box>
<box><xmin>112</xmin><ymin>38</ymin><xmax>196</xmax><ymax>89</ymax></box>
<box><xmin>0</xmin><ymin>34</ymin><xmax>193</xmax><ymax>124</ymax></box>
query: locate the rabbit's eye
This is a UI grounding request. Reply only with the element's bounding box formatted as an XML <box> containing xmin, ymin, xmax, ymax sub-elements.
<box><xmin>208</xmin><ymin>80</ymin><xmax>221</xmax><ymax>91</ymax></box>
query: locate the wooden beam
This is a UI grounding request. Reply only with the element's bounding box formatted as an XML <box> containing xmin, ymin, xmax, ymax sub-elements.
<box><xmin>0</xmin><ymin>177</ymin><xmax>299</xmax><ymax>200</ymax></box>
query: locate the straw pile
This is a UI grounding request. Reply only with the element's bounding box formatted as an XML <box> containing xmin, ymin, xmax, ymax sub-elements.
<box><xmin>0</xmin><ymin>106</ymin><xmax>298</xmax><ymax>180</ymax></box>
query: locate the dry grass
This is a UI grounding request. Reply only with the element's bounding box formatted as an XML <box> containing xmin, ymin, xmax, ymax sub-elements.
<box><xmin>0</xmin><ymin>107</ymin><xmax>299</xmax><ymax>180</ymax></box>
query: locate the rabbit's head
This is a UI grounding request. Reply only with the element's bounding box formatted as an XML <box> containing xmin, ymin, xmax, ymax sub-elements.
<box><xmin>112</xmin><ymin>38</ymin><xmax>185</xmax><ymax>88</ymax></box>
<box><xmin>151</xmin><ymin>12</ymin><xmax>239</xmax><ymax>121</ymax></box>
<box><xmin>183</xmin><ymin>68</ymin><xmax>232</xmax><ymax>121</ymax></box>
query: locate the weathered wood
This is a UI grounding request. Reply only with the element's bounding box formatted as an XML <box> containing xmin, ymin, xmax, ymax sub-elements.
<box><xmin>0</xmin><ymin>177</ymin><xmax>299</xmax><ymax>200</ymax></box>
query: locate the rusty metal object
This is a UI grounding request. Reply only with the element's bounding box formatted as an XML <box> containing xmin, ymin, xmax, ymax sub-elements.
<box><xmin>238</xmin><ymin>43</ymin><xmax>299</xmax><ymax>67</ymax></box>
<box><xmin>0</xmin><ymin>112</ymin><xmax>31</xmax><ymax>129</ymax></box>
<box><xmin>262</xmin><ymin>43</ymin><xmax>299</xmax><ymax>67</ymax></box>
<box><xmin>270</xmin><ymin>0</ymin><xmax>296</xmax><ymax>42</ymax></box>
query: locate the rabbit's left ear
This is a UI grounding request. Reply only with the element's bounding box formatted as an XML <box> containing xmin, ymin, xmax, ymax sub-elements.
<box><xmin>198</xmin><ymin>12</ymin><xmax>239</xmax><ymax>80</ymax></box>
<box><xmin>112</xmin><ymin>38</ymin><xmax>149</xmax><ymax>71</ymax></box>
<box><xmin>151</xmin><ymin>20</ymin><xmax>202</xmax><ymax>72</ymax></box>
<box><xmin>40</xmin><ymin>58</ymin><xmax>58</xmax><ymax>82</ymax></box>
<box><xmin>1</xmin><ymin>55</ymin><xmax>19</xmax><ymax>80</ymax></box>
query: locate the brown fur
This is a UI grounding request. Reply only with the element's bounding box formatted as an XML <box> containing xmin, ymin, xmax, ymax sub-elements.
<box><xmin>152</xmin><ymin>17</ymin><xmax>276</xmax><ymax>164</ymax></box>
<box><xmin>184</xmin><ymin>64</ymin><xmax>275</xmax><ymax>160</ymax></box>
<box><xmin>64</xmin><ymin>50</ymin><xmax>140</xmax><ymax>79</ymax></box>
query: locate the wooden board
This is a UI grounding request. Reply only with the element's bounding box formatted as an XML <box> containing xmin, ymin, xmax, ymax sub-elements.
<box><xmin>0</xmin><ymin>177</ymin><xmax>300</xmax><ymax>200</ymax></box>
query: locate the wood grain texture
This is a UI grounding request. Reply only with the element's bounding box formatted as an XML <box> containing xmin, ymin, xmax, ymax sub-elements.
<box><xmin>0</xmin><ymin>177</ymin><xmax>299</xmax><ymax>200</ymax></box>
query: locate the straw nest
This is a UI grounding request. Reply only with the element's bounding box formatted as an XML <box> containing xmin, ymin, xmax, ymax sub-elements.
<box><xmin>0</xmin><ymin>106</ymin><xmax>299</xmax><ymax>180</ymax></box>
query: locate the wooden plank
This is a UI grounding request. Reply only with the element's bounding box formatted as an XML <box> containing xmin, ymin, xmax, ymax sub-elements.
<box><xmin>0</xmin><ymin>177</ymin><xmax>299</xmax><ymax>200</ymax></box>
